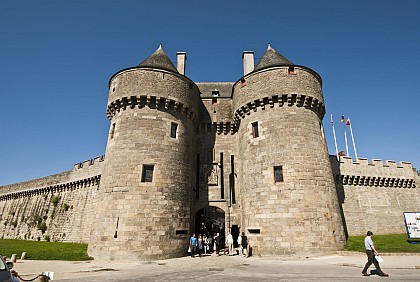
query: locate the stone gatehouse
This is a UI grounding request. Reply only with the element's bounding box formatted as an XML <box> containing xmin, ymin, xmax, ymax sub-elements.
<box><xmin>1</xmin><ymin>44</ymin><xmax>418</xmax><ymax>261</ymax></box>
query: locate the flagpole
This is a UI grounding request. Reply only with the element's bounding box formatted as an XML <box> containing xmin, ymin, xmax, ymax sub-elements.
<box><xmin>344</xmin><ymin>129</ymin><xmax>349</xmax><ymax>157</ymax></box>
<box><xmin>348</xmin><ymin>117</ymin><xmax>358</xmax><ymax>159</ymax></box>
<box><xmin>331</xmin><ymin>114</ymin><xmax>339</xmax><ymax>158</ymax></box>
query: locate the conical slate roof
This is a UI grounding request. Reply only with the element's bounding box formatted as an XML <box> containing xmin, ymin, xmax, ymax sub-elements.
<box><xmin>254</xmin><ymin>44</ymin><xmax>293</xmax><ymax>71</ymax></box>
<box><xmin>138</xmin><ymin>44</ymin><xmax>178</xmax><ymax>73</ymax></box>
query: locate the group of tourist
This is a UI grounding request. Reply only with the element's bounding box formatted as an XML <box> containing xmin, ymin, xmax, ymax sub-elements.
<box><xmin>189</xmin><ymin>232</ymin><xmax>249</xmax><ymax>258</ymax></box>
<box><xmin>189</xmin><ymin>229</ymin><xmax>390</xmax><ymax>277</ymax></box>
<box><xmin>188</xmin><ymin>233</ymin><xmax>211</xmax><ymax>257</ymax></box>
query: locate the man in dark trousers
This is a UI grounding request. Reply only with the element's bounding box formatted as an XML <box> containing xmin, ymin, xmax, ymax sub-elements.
<box><xmin>241</xmin><ymin>232</ymin><xmax>249</xmax><ymax>257</ymax></box>
<box><xmin>362</xmin><ymin>231</ymin><xmax>389</xmax><ymax>277</ymax></box>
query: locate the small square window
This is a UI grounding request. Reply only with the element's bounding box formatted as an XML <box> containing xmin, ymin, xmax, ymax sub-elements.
<box><xmin>212</xmin><ymin>90</ymin><xmax>219</xmax><ymax>96</ymax></box>
<box><xmin>142</xmin><ymin>165</ymin><xmax>154</xmax><ymax>182</ymax></box>
<box><xmin>288</xmin><ymin>66</ymin><xmax>295</xmax><ymax>75</ymax></box>
<box><xmin>171</xmin><ymin>122</ymin><xmax>178</xmax><ymax>138</ymax></box>
<box><xmin>274</xmin><ymin>166</ymin><xmax>284</xmax><ymax>183</ymax></box>
<box><xmin>252</xmin><ymin>122</ymin><xmax>259</xmax><ymax>138</ymax></box>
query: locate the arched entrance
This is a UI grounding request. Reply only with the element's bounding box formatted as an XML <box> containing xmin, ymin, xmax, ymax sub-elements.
<box><xmin>194</xmin><ymin>206</ymin><xmax>225</xmax><ymax>238</ymax></box>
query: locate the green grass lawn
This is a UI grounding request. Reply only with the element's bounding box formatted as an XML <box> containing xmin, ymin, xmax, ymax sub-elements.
<box><xmin>346</xmin><ymin>233</ymin><xmax>420</xmax><ymax>253</ymax></box>
<box><xmin>0</xmin><ymin>239</ymin><xmax>93</xmax><ymax>261</ymax></box>
<box><xmin>1</xmin><ymin>234</ymin><xmax>419</xmax><ymax>261</ymax></box>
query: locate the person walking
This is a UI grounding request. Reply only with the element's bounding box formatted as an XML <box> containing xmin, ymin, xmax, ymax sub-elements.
<box><xmin>189</xmin><ymin>233</ymin><xmax>197</xmax><ymax>258</ymax></box>
<box><xmin>215</xmin><ymin>232</ymin><xmax>223</xmax><ymax>256</ymax></box>
<box><xmin>226</xmin><ymin>232</ymin><xmax>234</xmax><ymax>256</ymax></box>
<box><xmin>203</xmin><ymin>234</ymin><xmax>209</xmax><ymax>255</ymax></box>
<box><xmin>207</xmin><ymin>234</ymin><xmax>213</xmax><ymax>253</ymax></box>
<box><xmin>237</xmin><ymin>233</ymin><xmax>243</xmax><ymax>255</ymax></box>
<box><xmin>241</xmin><ymin>232</ymin><xmax>248</xmax><ymax>257</ymax></box>
<box><xmin>362</xmin><ymin>231</ymin><xmax>389</xmax><ymax>277</ymax></box>
<box><xmin>197</xmin><ymin>234</ymin><xmax>204</xmax><ymax>257</ymax></box>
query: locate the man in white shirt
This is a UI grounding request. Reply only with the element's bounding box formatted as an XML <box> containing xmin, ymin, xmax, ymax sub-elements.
<box><xmin>362</xmin><ymin>231</ymin><xmax>389</xmax><ymax>277</ymax></box>
<box><xmin>226</xmin><ymin>232</ymin><xmax>234</xmax><ymax>255</ymax></box>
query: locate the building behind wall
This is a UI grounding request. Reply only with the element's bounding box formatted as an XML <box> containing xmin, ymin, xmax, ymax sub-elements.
<box><xmin>0</xmin><ymin>44</ymin><xmax>418</xmax><ymax>261</ymax></box>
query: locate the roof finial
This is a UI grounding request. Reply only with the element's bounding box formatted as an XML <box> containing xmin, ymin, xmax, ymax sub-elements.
<box><xmin>268</xmin><ymin>42</ymin><xmax>272</xmax><ymax>49</ymax></box>
<box><xmin>159</xmin><ymin>43</ymin><xmax>163</xmax><ymax>49</ymax></box>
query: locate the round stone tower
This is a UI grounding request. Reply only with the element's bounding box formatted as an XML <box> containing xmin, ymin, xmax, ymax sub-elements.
<box><xmin>88</xmin><ymin>45</ymin><xmax>200</xmax><ymax>260</ymax></box>
<box><xmin>233</xmin><ymin>44</ymin><xmax>345</xmax><ymax>256</ymax></box>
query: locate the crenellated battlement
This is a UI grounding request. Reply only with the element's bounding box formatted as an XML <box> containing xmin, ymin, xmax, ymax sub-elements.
<box><xmin>331</xmin><ymin>155</ymin><xmax>417</xmax><ymax>189</ymax></box>
<box><xmin>0</xmin><ymin>175</ymin><xmax>100</xmax><ymax>202</ymax></box>
<box><xmin>336</xmin><ymin>156</ymin><xmax>416</xmax><ymax>171</ymax></box>
<box><xmin>73</xmin><ymin>155</ymin><xmax>104</xmax><ymax>170</ymax></box>
<box><xmin>338</xmin><ymin>156</ymin><xmax>414</xmax><ymax>168</ymax></box>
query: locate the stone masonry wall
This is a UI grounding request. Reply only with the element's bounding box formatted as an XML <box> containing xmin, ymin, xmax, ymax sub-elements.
<box><xmin>0</xmin><ymin>156</ymin><xmax>103</xmax><ymax>242</ymax></box>
<box><xmin>331</xmin><ymin>156</ymin><xmax>419</xmax><ymax>236</ymax></box>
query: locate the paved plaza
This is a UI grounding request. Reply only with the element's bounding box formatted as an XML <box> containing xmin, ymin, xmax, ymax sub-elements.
<box><xmin>10</xmin><ymin>252</ymin><xmax>420</xmax><ymax>281</ymax></box>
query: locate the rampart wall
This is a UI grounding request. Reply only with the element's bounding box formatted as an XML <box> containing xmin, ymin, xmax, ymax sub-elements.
<box><xmin>0</xmin><ymin>156</ymin><xmax>104</xmax><ymax>243</ymax></box>
<box><xmin>331</xmin><ymin>156</ymin><xmax>419</xmax><ymax>236</ymax></box>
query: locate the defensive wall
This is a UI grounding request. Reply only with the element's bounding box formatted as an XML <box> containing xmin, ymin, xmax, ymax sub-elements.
<box><xmin>2</xmin><ymin>154</ymin><xmax>418</xmax><ymax>244</ymax></box>
<box><xmin>0</xmin><ymin>156</ymin><xmax>103</xmax><ymax>243</ymax></box>
<box><xmin>331</xmin><ymin>156</ymin><xmax>419</xmax><ymax>236</ymax></box>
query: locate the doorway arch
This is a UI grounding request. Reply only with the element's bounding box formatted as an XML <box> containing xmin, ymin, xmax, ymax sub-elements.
<box><xmin>194</xmin><ymin>206</ymin><xmax>225</xmax><ymax>238</ymax></box>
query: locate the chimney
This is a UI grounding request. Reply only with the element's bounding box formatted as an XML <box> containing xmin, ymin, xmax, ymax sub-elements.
<box><xmin>176</xmin><ymin>52</ymin><xmax>187</xmax><ymax>75</ymax></box>
<box><xmin>242</xmin><ymin>51</ymin><xmax>254</xmax><ymax>76</ymax></box>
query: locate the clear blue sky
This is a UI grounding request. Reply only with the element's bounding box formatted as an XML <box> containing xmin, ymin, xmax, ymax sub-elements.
<box><xmin>1</xmin><ymin>0</ymin><xmax>419</xmax><ymax>186</ymax></box>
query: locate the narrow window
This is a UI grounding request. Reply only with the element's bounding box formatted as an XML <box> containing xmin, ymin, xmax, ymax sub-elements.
<box><xmin>176</xmin><ymin>229</ymin><xmax>188</xmax><ymax>235</ymax></box>
<box><xmin>142</xmin><ymin>165</ymin><xmax>154</xmax><ymax>182</ymax></box>
<box><xmin>170</xmin><ymin>122</ymin><xmax>178</xmax><ymax>138</ymax></box>
<box><xmin>288</xmin><ymin>66</ymin><xmax>295</xmax><ymax>74</ymax></box>
<box><xmin>212</xmin><ymin>98</ymin><xmax>218</xmax><ymax>105</ymax></box>
<box><xmin>110</xmin><ymin>123</ymin><xmax>116</xmax><ymax>139</ymax></box>
<box><xmin>248</xmin><ymin>229</ymin><xmax>261</xmax><ymax>234</ymax></box>
<box><xmin>252</xmin><ymin>122</ymin><xmax>259</xmax><ymax>138</ymax></box>
<box><xmin>274</xmin><ymin>166</ymin><xmax>284</xmax><ymax>183</ymax></box>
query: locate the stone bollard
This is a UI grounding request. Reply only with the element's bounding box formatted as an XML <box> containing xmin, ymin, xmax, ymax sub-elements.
<box><xmin>21</xmin><ymin>252</ymin><xmax>27</xmax><ymax>260</ymax></box>
<box><xmin>10</xmin><ymin>254</ymin><xmax>17</xmax><ymax>263</ymax></box>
